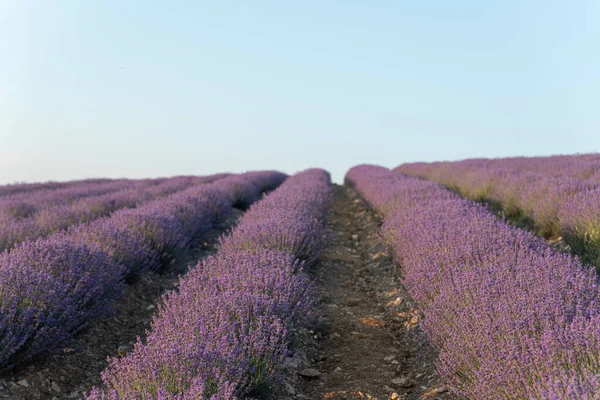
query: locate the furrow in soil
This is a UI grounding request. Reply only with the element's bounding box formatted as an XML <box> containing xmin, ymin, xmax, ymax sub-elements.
<box><xmin>271</xmin><ymin>185</ymin><xmax>453</xmax><ymax>400</ymax></box>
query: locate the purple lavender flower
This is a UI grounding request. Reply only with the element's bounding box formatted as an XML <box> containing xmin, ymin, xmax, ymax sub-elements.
<box><xmin>347</xmin><ymin>164</ymin><xmax>600</xmax><ymax>399</ymax></box>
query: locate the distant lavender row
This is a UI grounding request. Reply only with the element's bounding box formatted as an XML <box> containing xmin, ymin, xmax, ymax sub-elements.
<box><xmin>0</xmin><ymin>178</ymin><xmax>144</xmax><ymax>214</ymax></box>
<box><xmin>0</xmin><ymin>171</ymin><xmax>287</xmax><ymax>370</ymax></box>
<box><xmin>398</xmin><ymin>154</ymin><xmax>600</xmax><ymax>184</ymax></box>
<box><xmin>0</xmin><ymin>174</ymin><xmax>231</xmax><ymax>218</ymax></box>
<box><xmin>87</xmin><ymin>169</ymin><xmax>332</xmax><ymax>399</ymax></box>
<box><xmin>396</xmin><ymin>155</ymin><xmax>600</xmax><ymax>269</ymax></box>
<box><xmin>347</xmin><ymin>165</ymin><xmax>600</xmax><ymax>399</ymax></box>
<box><xmin>0</xmin><ymin>178</ymin><xmax>115</xmax><ymax>198</ymax></box>
<box><xmin>0</xmin><ymin>174</ymin><xmax>231</xmax><ymax>252</ymax></box>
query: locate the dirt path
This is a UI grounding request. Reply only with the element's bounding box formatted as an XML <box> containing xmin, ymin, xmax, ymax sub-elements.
<box><xmin>0</xmin><ymin>211</ymin><xmax>241</xmax><ymax>400</ymax></box>
<box><xmin>271</xmin><ymin>185</ymin><xmax>453</xmax><ymax>400</ymax></box>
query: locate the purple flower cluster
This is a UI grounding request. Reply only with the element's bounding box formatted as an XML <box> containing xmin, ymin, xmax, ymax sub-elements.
<box><xmin>0</xmin><ymin>171</ymin><xmax>286</xmax><ymax>370</ymax></box>
<box><xmin>219</xmin><ymin>170</ymin><xmax>331</xmax><ymax>264</ymax></box>
<box><xmin>396</xmin><ymin>155</ymin><xmax>600</xmax><ymax>268</ymax></box>
<box><xmin>560</xmin><ymin>188</ymin><xmax>600</xmax><ymax>268</ymax></box>
<box><xmin>0</xmin><ymin>234</ymin><xmax>126</xmax><ymax>368</ymax></box>
<box><xmin>87</xmin><ymin>169</ymin><xmax>331</xmax><ymax>399</ymax></box>
<box><xmin>0</xmin><ymin>174</ymin><xmax>230</xmax><ymax>252</ymax></box>
<box><xmin>347</xmin><ymin>164</ymin><xmax>600</xmax><ymax>399</ymax></box>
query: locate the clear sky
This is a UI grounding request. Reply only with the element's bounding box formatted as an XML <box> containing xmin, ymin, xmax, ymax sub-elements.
<box><xmin>2</xmin><ymin>1</ymin><xmax>599</xmax><ymax>184</ymax></box>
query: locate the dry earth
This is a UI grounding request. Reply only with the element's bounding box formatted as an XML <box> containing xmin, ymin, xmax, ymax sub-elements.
<box><xmin>267</xmin><ymin>185</ymin><xmax>454</xmax><ymax>400</ymax></box>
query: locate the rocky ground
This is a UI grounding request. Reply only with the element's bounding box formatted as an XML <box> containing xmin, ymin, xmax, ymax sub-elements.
<box><xmin>0</xmin><ymin>211</ymin><xmax>242</xmax><ymax>400</ymax></box>
<box><xmin>267</xmin><ymin>185</ymin><xmax>453</xmax><ymax>400</ymax></box>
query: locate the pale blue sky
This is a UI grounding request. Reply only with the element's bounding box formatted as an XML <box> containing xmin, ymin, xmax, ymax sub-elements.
<box><xmin>1</xmin><ymin>1</ymin><xmax>599</xmax><ymax>184</ymax></box>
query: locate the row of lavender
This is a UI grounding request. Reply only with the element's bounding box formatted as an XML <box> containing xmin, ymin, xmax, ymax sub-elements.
<box><xmin>0</xmin><ymin>174</ymin><xmax>232</xmax><ymax>252</ymax></box>
<box><xmin>87</xmin><ymin>169</ymin><xmax>332</xmax><ymax>399</ymax></box>
<box><xmin>347</xmin><ymin>165</ymin><xmax>600</xmax><ymax>399</ymax></box>
<box><xmin>0</xmin><ymin>178</ymin><xmax>156</xmax><ymax>218</ymax></box>
<box><xmin>0</xmin><ymin>174</ymin><xmax>232</xmax><ymax>210</ymax></box>
<box><xmin>0</xmin><ymin>171</ymin><xmax>287</xmax><ymax>370</ymax></box>
<box><xmin>0</xmin><ymin>178</ymin><xmax>117</xmax><ymax>198</ymax></box>
<box><xmin>396</xmin><ymin>155</ymin><xmax>600</xmax><ymax>270</ymax></box>
<box><xmin>398</xmin><ymin>154</ymin><xmax>600</xmax><ymax>187</ymax></box>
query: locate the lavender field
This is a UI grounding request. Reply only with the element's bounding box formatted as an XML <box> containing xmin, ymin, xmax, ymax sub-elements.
<box><xmin>7</xmin><ymin>0</ymin><xmax>600</xmax><ymax>397</ymax></box>
<box><xmin>1</xmin><ymin>157</ymin><xmax>600</xmax><ymax>399</ymax></box>
<box><xmin>397</xmin><ymin>155</ymin><xmax>600</xmax><ymax>270</ymax></box>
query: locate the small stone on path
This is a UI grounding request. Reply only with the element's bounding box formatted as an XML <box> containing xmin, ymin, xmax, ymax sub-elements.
<box><xmin>299</xmin><ymin>368</ymin><xmax>321</xmax><ymax>378</ymax></box>
<box><xmin>391</xmin><ymin>377</ymin><xmax>414</xmax><ymax>388</ymax></box>
<box><xmin>117</xmin><ymin>345</ymin><xmax>131</xmax><ymax>356</ymax></box>
<box><xmin>436</xmin><ymin>385</ymin><xmax>449</xmax><ymax>393</ymax></box>
<box><xmin>347</xmin><ymin>297</ymin><xmax>361</xmax><ymax>306</ymax></box>
<box><xmin>285</xmin><ymin>382</ymin><xmax>296</xmax><ymax>395</ymax></box>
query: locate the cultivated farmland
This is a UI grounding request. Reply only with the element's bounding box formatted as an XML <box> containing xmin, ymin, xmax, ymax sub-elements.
<box><xmin>2</xmin><ymin>156</ymin><xmax>600</xmax><ymax>399</ymax></box>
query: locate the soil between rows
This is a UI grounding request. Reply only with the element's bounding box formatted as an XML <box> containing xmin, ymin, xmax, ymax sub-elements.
<box><xmin>268</xmin><ymin>185</ymin><xmax>453</xmax><ymax>400</ymax></box>
<box><xmin>0</xmin><ymin>211</ymin><xmax>242</xmax><ymax>400</ymax></box>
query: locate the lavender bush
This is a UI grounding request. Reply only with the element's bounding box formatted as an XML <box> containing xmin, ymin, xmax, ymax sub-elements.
<box><xmin>346</xmin><ymin>164</ymin><xmax>600</xmax><ymax>399</ymax></box>
<box><xmin>219</xmin><ymin>169</ymin><xmax>330</xmax><ymax>264</ymax></box>
<box><xmin>0</xmin><ymin>234</ymin><xmax>126</xmax><ymax>368</ymax></box>
<box><xmin>559</xmin><ymin>188</ymin><xmax>600</xmax><ymax>270</ymax></box>
<box><xmin>87</xmin><ymin>169</ymin><xmax>331</xmax><ymax>399</ymax></box>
